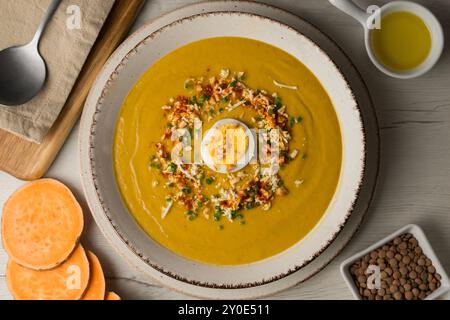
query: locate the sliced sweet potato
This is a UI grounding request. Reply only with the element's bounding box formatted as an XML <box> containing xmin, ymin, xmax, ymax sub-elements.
<box><xmin>6</xmin><ymin>245</ymin><xmax>90</xmax><ymax>300</ymax></box>
<box><xmin>105</xmin><ymin>291</ymin><xmax>121</xmax><ymax>300</ymax></box>
<box><xmin>2</xmin><ymin>179</ymin><xmax>84</xmax><ymax>270</ymax></box>
<box><xmin>81</xmin><ymin>251</ymin><xmax>106</xmax><ymax>300</ymax></box>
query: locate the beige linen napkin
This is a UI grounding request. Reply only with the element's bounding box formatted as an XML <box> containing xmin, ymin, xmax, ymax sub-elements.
<box><xmin>0</xmin><ymin>0</ymin><xmax>115</xmax><ymax>143</ymax></box>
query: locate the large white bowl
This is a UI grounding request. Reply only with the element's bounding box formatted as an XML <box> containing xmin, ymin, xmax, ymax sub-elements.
<box><xmin>80</xmin><ymin>11</ymin><xmax>366</xmax><ymax>292</ymax></box>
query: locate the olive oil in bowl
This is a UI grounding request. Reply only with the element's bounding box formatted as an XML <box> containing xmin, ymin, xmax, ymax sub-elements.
<box><xmin>329</xmin><ymin>0</ymin><xmax>443</xmax><ymax>78</ymax></box>
<box><xmin>370</xmin><ymin>11</ymin><xmax>432</xmax><ymax>72</ymax></box>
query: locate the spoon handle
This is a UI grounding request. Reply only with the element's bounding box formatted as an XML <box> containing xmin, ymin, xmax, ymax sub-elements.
<box><xmin>328</xmin><ymin>0</ymin><xmax>370</xmax><ymax>28</ymax></box>
<box><xmin>31</xmin><ymin>0</ymin><xmax>63</xmax><ymax>47</ymax></box>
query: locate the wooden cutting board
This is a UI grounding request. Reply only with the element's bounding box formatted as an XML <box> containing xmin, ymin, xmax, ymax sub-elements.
<box><xmin>0</xmin><ymin>0</ymin><xmax>144</xmax><ymax>181</ymax></box>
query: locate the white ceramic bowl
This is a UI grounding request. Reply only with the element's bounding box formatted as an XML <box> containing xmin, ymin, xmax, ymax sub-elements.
<box><xmin>79</xmin><ymin>12</ymin><xmax>365</xmax><ymax>290</ymax></box>
<box><xmin>366</xmin><ymin>1</ymin><xmax>444</xmax><ymax>79</ymax></box>
<box><xmin>341</xmin><ymin>224</ymin><xmax>450</xmax><ymax>300</ymax></box>
<box><xmin>330</xmin><ymin>0</ymin><xmax>444</xmax><ymax>79</ymax></box>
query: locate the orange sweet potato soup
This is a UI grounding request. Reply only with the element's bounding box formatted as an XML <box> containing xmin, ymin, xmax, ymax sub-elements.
<box><xmin>113</xmin><ymin>37</ymin><xmax>342</xmax><ymax>265</ymax></box>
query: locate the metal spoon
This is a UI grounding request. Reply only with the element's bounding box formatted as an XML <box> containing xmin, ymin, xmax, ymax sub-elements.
<box><xmin>0</xmin><ymin>0</ymin><xmax>62</xmax><ymax>106</ymax></box>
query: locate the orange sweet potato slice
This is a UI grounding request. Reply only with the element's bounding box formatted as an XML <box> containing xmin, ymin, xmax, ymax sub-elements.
<box><xmin>2</xmin><ymin>179</ymin><xmax>84</xmax><ymax>270</ymax></box>
<box><xmin>81</xmin><ymin>251</ymin><xmax>106</xmax><ymax>300</ymax></box>
<box><xmin>105</xmin><ymin>291</ymin><xmax>121</xmax><ymax>300</ymax></box>
<box><xmin>6</xmin><ymin>245</ymin><xmax>90</xmax><ymax>300</ymax></box>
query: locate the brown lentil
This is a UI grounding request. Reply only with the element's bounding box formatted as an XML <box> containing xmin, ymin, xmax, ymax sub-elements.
<box><xmin>393</xmin><ymin>292</ymin><xmax>403</xmax><ymax>300</ymax></box>
<box><xmin>405</xmin><ymin>291</ymin><xmax>413</xmax><ymax>300</ymax></box>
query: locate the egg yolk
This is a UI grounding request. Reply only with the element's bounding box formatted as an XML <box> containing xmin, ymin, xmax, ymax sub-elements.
<box><xmin>207</xmin><ymin>123</ymin><xmax>249</xmax><ymax>171</ymax></box>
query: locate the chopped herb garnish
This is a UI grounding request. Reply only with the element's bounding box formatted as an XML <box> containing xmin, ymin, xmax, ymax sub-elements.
<box><xmin>274</xmin><ymin>97</ymin><xmax>283</xmax><ymax>111</ymax></box>
<box><xmin>190</xmin><ymin>96</ymin><xmax>198</xmax><ymax>105</ymax></box>
<box><xmin>229</xmin><ymin>80</ymin><xmax>238</xmax><ymax>87</ymax></box>
<box><xmin>184</xmin><ymin>79</ymin><xmax>194</xmax><ymax>90</ymax></box>
<box><xmin>205</xmin><ymin>177</ymin><xmax>215</xmax><ymax>185</ymax></box>
<box><xmin>198</xmin><ymin>95</ymin><xmax>210</xmax><ymax>105</ymax></box>
<box><xmin>186</xmin><ymin>210</ymin><xmax>198</xmax><ymax>221</ymax></box>
<box><xmin>289</xmin><ymin>117</ymin><xmax>296</xmax><ymax>127</ymax></box>
<box><xmin>247</xmin><ymin>187</ymin><xmax>256</xmax><ymax>197</ymax></box>
<box><xmin>245</xmin><ymin>202</ymin><xmax>256</xmax><ymax>210</ymax></box>
<box><xmin>218</xmin><ymin>108</ymin><xmax>225</xmax><ymax>113</ymax></box>
<box><xmin>150</xmin><ymin>163</ymin><xmax>161</xmax><ymax>170</ymax></box>
<box><xmin>289</xmin><ymin>116</ymin><xmax>303</xmax><ymax>127</ymax></box>
<box><xmin>214</xmin><ymin>207</ymin><xmax>222</xmax><ymax>221</ymax></box>
<box><xmin>166</xmin><ymin>123</ymin><xmax>174</xmax><ymax>128</ymax></box>
<box><xmin>302</xmin><ymin>153</ymin><xmax>308</xmax><ymax>160</ymax></box>
<box><xmin>167</xmin><ymin>162</ymin><xmax>177</xmax><ymax>173</ymax></box>
<box><xmin>181</xmin><ymin>186</ymin><xmax>192</xmax><ymax>194</ymax></box>
<box><xmin>220</xmin><ymin>96</ymin><xmax>230</xmax><ymax>104</ymax></box>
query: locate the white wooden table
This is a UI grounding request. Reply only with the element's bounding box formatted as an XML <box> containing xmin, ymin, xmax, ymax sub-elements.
<box><xmin>1</xmin><ymin>0</ymin><xmax>450</xmax><ymax>300</ymax></box>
